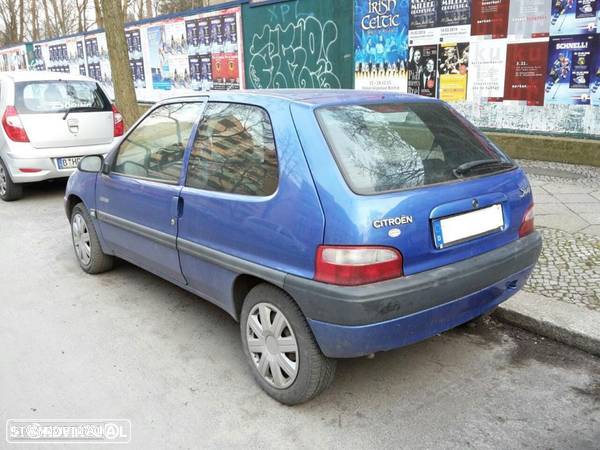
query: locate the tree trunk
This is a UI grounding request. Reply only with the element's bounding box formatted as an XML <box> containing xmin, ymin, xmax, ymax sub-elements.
<box><xmin>145</xmin><ymin>0</ymin><xmax>151</xmax><ymax>19</ymax></box>
<box><xmin>42</xmin><ymin>0</ymin><xmax>51</xmax><ymax>37</ymax></box>
<box><xmin>121</xmin><ymin>0</ymin><xmax>128</xmax><ymax>22</ymax></box>
<box><xmin>93</xmin><ymin>0</ymin><xmax>103</xmax><ymax>29</ymax></box>
<box><xmin>18</xmin><ymin>0</ymin><xmax>24</xmax><ymax>41</ymax></box>
<box><xmin>31</xmin><ymin>0</ymin><xmax>40</xmax><ymax>41</ymax></box>
<box><xmin>100</xmin><ymin>0</ymin><xmax>140</xmax><ymax>129</ymax></box>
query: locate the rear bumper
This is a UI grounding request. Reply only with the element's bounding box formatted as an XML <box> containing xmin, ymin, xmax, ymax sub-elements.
<box><xmin>308</xmin><ymin>265</ymin><xmax>533</xmax><ymax>358</ymax></box>
<box><xmin>284</xmin><ymin>232</ymin><xmax>542</xmax><ymax>358</ymax></box>
<box><xmin>4</xmin><ymin>143</ymin><xmax>114</xmax><ymax>183</ymax></box>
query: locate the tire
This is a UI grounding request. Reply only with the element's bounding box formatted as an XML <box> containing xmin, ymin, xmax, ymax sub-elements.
<box><xmin>0</xmin><ymin>158</ymin><xmax>23</xmax><ymax>201</ymax></box>
<box><xmin>70</xmin><ymin>203</ymin><xmax>114</xmax><ymax>274</ymax></box>
<box><xmin>240</xmin><ymin>283</ymin><xmax>336</xmax><ymax>405</ymax></box>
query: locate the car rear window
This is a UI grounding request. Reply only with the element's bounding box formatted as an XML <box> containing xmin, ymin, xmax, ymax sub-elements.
<box><xmin>316</xmin><ymin>102</ymin><xmax>514</xmax><ymax>195</ymax></box>
<box><xmin>14</xmin><ymin>80</ymin><xmax>111</xmax><ymax>114</ymax></box>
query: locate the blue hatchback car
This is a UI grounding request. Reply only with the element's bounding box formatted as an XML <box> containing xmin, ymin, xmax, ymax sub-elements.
<box><xmin>65</xmin><ymin>90</ymin><xmax>541</xmax><ymax>404</ymax></box>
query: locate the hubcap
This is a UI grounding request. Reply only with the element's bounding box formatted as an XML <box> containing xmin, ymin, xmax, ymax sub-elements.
<box><xmin>0</xmin><ymin>164</ymin><xmax>7</xmax><ymax>196</ymax></box>
<box><xmin>246</xmin><ymin>303</ymin><xmax>299</xmax><ymax>389</ymax></box>
<box><xmin>72</xmin><ymin>213</ymin><xmax>91</xmax><ymax>266</ymax></box>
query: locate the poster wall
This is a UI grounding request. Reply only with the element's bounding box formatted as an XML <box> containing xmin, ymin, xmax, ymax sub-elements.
<box><xmin>544</xmin><ymin>34</ymin><xmax>595</xmax><ymax>105</ymax></box>
<box><xmin>350</xmin><ymin>0</ymin><xmax>600</xmax><ymax>136</ymax></box>
<box><xmin>147</xmin><ymin>18</ymin><xmax>189</xmax><ymax>90</ymax></box>
<box><xmin>592</xmin><ymin>35</ymin><xmax>600</xmax><ymax>105</ymax></box>
<box><xmin>549</xmin><ymin>0</ymin><xmax>597</xmax><ymax>36</ymax></box>
<box><xmin>3</xmin><ymin>4</ymin><xmax>244</xmax><ymax>103</ymax></box>
<box><xmin>39</xmin><ymin>37</ymin><xmax>87</xmax><ymax>75</ymax></box>
<box><xmin>409</xmin><ymin>0</ymin><xmax>471</xmax><ymax>45</ymax></box>
<box><xmin>471</xmin><ymin>0</ymin><xmax>510</xmax><ymax>38</ymax></box>
<box><xmin>47</xmin><ymin>41</ymin><xmax>69</xmax><ymax>72</ymax></box>
<box><xmin>507</xmin><ymin>0</ymin><xmax>552</xmax><ymax>39</ymax></box>
<box><xmin>145</xmin><ymin>6</ymin><xmax>243</xmax><ymax>94</ymax></box>
<box><xmin>407</xmin><ymin>44</ymin><xmax>438</xmax><ymax>96</ymax></box>
<box><xmin>438</xmin><ymin>42</ymin><xmax>469</xmax><ymax>101</ymax></box>
<box><xmin>126</xmin><ymin>28</ymin><xmax>146</xmax><ymax>89</ymax></box>
<box><xmin>438</xmin><ymin>0</ymin><xmax>472</xmax><ymax>42</ymax></box>
<box><xmin>467</xmin><ymin>39</ymin><xmax>507</xmax><ymax>100</ymax></box>
<box><xmin>84</xmin><ymin>32</ymin><xmax>113</xmax><ymax>97</ymax></box>
<box><xmin>504</xmin><ymin>41</ymin><xmax>549</xmax><ymax>106</ymax></box>
<box><xmin>354</xmin><ymin>0</ymin><xmax>409</xmax><ymax>92</ymax></box>
<box><xmin>0</xmin><ymin>45</ymin><xmax>29</xmax><ymax>72</ymax></box>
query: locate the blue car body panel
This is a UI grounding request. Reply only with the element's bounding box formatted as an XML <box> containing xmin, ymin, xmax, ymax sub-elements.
<box><xmin>65</xmin><ymin>89</ymin><xmax>541</xmax><ymax>359</ymax></box>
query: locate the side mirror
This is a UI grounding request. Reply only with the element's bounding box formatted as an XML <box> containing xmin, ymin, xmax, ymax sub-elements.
<box><xmin>78</xmin><ymin>155</ymin><xmax>103</xmax><ymax>173</ymax></box>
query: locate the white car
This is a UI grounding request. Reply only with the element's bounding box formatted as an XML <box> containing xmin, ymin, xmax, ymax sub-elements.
<box><xmin>0</xmin><ymin>71</ymin><xmax>123</xmax><ymax>201</ymax></box>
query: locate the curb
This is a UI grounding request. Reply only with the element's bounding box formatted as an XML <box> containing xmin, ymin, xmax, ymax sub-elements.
<box><xmin>494</xmin><ymin>291</ymin><xmax>600</xmax><ymax>357</ymax></box>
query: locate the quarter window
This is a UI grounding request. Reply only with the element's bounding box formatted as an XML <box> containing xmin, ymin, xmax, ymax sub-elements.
<box><xmin>113</xmin><ymin>102</ymin><xmax>203</xmax><ymax>183</ymax></box>
<box><xmin>186</xmin><ymin>102</ymin><xmax>278</xmax><ymax>196</ymax></box>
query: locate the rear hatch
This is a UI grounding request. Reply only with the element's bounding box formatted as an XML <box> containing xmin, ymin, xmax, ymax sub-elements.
<box><xmin>301</xmin><ymin>100</ymin><xmax>532</xmax><ymax>276</ymax></box>
<box><xmin>14</xmin><ymin>79</ymin><xmax>114</xmax><ymax>148</ymax></box>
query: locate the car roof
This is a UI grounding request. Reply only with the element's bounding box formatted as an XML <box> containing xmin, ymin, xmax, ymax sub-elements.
<box><xmin>159</xmin><ymin>89</ymin><xmax>439</xmax><ymax>108</ymax></box>
<box><xmin>0</xmin><ymin>71</ymin><xmax>97</xmax><ymax>83</ymax></box>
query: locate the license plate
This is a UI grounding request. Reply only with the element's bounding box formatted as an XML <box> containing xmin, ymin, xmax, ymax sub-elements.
<box><xmin>57</xmin><ymin>157</ymin><xmax>83</xmax><ymax>170</ymax></box>
<box><xmin>433</xmin><ymin>204</ymin><xmax>504</xmax><ymax>249</ymax></box>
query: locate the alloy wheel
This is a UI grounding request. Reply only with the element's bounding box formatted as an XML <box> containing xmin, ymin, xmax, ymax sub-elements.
<box><xmin>72</xmin><ymin>213</ymin><xmax>91</xmax><ymax>266</ymax></box>
<box><xmin>0</xmin><ymin>164</ymin><xmax>7</xmax><ymax>196</ymax></box>
<box><xmin>246</xmin><ymin>302</ymin><xmax>299</xmax><ymax>389</ymax></box>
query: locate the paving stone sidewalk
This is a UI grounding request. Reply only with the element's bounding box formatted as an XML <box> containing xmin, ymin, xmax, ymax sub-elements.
<box><xmin>517</xmin><ymin>160</ymin><xmax>600</xmax><ymax>312</ymax></box>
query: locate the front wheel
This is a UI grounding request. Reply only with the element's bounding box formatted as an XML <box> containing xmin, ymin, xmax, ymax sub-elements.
<box><xmin>70</xmin><ymin>203</ymin><xmax>114</xmax><ymax>274</ymax></box>
<box><xmin>240</xmin><ymin>283</ymin><xmax>336</xmax><ymax>405</ymax></box>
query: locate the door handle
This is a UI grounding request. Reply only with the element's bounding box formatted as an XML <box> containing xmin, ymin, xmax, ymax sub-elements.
<box><xmin>176</xmin><ymin>196</ymin><xmax>184</xmax><ymax>218</ymax></box>
<box><xmin>170</xmin><ymin>196</ymin><xmax>184</xmax><ymax>226</ymax></box>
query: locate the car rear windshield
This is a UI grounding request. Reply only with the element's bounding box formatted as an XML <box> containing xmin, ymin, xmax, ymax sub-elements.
<box><xmin>315</xmin><ymin>102</ymin><xmax>514</xmax><ymax>195</ymax></box>
<box><xmin>14</xmin><ymin>80</ymin><xmax>111</xmax><ymax>114</ymax></box>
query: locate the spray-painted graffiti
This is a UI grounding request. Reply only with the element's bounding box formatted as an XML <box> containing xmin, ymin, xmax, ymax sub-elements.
<box><xmin>247</xmin><ymin>16</ymin><xmax>342</xmax><ymax>89</ymax></box>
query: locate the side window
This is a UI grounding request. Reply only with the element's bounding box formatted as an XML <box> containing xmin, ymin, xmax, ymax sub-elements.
<box><xmin>113</xmin><ymin>102</ymin><xmax>203</xmax><ymax>183</ymax></box>
<box><xmin>186</xmin><ymin>102</ymin><xmax>278</xmax><ymax>196</ymax></box>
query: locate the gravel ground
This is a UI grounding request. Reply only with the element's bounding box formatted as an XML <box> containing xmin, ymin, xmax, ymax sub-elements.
<box><xmin>524</xmin><ymin>227</ymin><xmax>600</xmax><ymax>310</ymax></box>
<box><xmin>518</xmin><ymin>159</ymin><xmax>600</xmax><ymax>311</ymax></box>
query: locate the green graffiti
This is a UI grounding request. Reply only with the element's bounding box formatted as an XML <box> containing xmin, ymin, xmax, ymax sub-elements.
<box><xmin>247</xmin><ymin>15</ymin><xmax>342</xmax><ymax>89</ymax></box>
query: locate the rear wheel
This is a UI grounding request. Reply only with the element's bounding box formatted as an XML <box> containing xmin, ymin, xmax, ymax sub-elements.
<box><xmin>240</xmin><ymin>283</ymin><xmax>336</xmax><ymax>405</ymax></box>
<box><xmin>0</xmin><ymin>158</ymin><xmax>23</xmax><ymax>201</ymax></box>
<box><xmin>70</xmin><ymin>203</ymin><xmax>114</xmax><ymax>274</ymax></box>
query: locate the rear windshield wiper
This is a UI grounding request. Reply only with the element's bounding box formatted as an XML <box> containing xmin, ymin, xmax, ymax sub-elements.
<box><xmin>62</xmin><ymin>106</ymin><xmax>92</xmax><ymax>120</ymax></box>
<box><xmin>454</xmin><ymin>160</ymin><xmax>515</xmax><ymax>177</ymax></box>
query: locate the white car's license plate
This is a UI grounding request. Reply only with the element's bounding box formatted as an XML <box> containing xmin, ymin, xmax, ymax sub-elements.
<box><xmin>57</xmin><ymin>157</ymin><xmax>83</xmax><ymax>170</ymax></box>
<box><xmin>433</xmin><ymin>204</ymin><xmax>504</xmax><ymax>249</ymax></box>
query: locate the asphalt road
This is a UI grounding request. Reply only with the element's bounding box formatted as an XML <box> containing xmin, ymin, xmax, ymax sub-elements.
<box><xmin>1</xmin><ymin>181</ymin><xmax>599</xmax><ymax>449</ymax></box>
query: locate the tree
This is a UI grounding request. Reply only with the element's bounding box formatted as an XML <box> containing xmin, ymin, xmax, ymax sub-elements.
<box><xmin>0</xmin><ymin>0</ymin><xmax>24</xmax><ymax>45</ymax></box>
<box><xmin>100</xmin><ymin>0</ymin><xmax>140</xmax><ymax>128</ymax></box>
<box><xmin>93</xmin><ymin>0</ymin><xmax>103</xmax><ymax>29</ymax></box>
<box><xmin>158</xmin><ymin>0</ymin><xmax>206</xmax><ymax>15</ymax></box>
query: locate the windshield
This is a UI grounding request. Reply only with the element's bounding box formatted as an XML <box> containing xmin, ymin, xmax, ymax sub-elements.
<box><xmin>14</xmin><ymin>80</ymin><xmax>111</xmax><ymax>114</ymax></box>
<box><xmin>316</xmin><ymin>102</ymin><xmax>514</xmax><ymax>195</ymax></box>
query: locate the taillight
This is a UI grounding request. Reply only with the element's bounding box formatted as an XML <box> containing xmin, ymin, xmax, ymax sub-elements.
<box><xmin>2</xmin><ymin>106</ymin><xmax>29</xmax><ymax>142</ymax></box>
<box><xmin>112</xmin><ymin>104</ymin><xmax>124</xmax><ymax>137</ymax></box>
<box><xmin>519</xmin><ymin>204</ymin><xmax>535</xmax><ymax>237</ymax></box>
<box><xmin>315</xmin><ymin>245</ymin><xmax>403</xmax><ymax>286</ymax></box>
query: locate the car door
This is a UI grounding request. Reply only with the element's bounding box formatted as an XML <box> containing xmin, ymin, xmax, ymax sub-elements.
<box><xmin>96</xmin><ymin>100</ymin><xmax>206</xmax><ymax>284</ymax></box>
<box><xmin>177</xmin><ymin>102</ymin><xmax>282</xmax><ymax>307</ymax></box>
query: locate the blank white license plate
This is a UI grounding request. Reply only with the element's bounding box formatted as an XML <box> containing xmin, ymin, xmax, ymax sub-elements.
<box><xmin>433</xmin><ymin>204</ymin><xmax>504</xmax><ymax>248</ymax></box>
<box><xmin>57</xmin><ymin>157</ymin><xmax>82</xmax><ymax>170</ymax></box>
